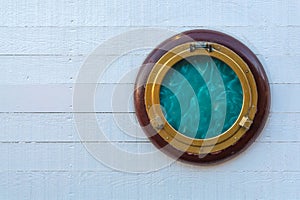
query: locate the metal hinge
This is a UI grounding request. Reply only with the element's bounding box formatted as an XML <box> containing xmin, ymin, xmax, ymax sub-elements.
<box><xmin>190</xmin><ymin>42</ymin><xmax>213</xmax><ymax>52</ymax></box>
<box><xmin>239</xmin><ymin>116</ymin><xmax>253</xmax><ymax>130</ymax></box>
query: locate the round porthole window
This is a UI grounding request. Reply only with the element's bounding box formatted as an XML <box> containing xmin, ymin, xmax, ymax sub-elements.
<box><xmin>134</xmin><ymin>30</ymin><xmax>270</xmax><ymax>164</ymax></box>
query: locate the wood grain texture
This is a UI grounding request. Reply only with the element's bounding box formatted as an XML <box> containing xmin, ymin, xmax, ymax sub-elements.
<box><xmin>0</xmin><ymin>0</ymin><xmax>298</xmax><ymax>27</ymax></box>
<box><xmin>0</xmin><ymin>0</ymin><xmax>299</xmax><ymax>199</ymax></box>
<box><xmin>0</xmin><ymin>26</ymin><xmax>299</xmax><ymax>56</ymax></box>
<box><xmin>0</xmin><ymin>142</ymin><xmax>299</xmax><ymax>172</ymax></box>
<box><xmin>0</xmin><ymin>112</ymin><xmax>299</xmax><ymax>142</ymax></box>
<box><xmin>0</xmin><ymin>83</ymin><xmax>298</xmax><ymax>112</ymax></box>
<box><xmin>0</xmin><ymin>171</ymin><xmax>299</xmax><ymax>200</ymax></box>
<box><xmin>0</xmin><ymin>55</ymin><xmax>300</xmax><ymax>84</ymax></box>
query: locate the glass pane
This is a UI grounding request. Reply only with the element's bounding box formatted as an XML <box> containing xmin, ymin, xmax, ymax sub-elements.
<box><xmin>159</xmin><ymin>55</ymin><xmax>243</xmax><ymax>139</ymax></box>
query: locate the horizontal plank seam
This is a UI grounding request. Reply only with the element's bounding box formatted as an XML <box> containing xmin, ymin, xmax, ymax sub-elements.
<box><xmin>0</xmin><ymin>25</ymin><xmax>299</xmax><ymax>28</ymax></box>
<box><xmin>0</xmin><ymin>111</ymin><xmax>297</xmax><ymax>114</ymax></box>
<box><xmin>0</xmin><ymin>141</ymin><xmax>298</xmax><ymax>144</ymax></box>
<box><xmin>0</xmin><ymin>170</ymin><xmax>299</xmax><ymax>173</ymax></box>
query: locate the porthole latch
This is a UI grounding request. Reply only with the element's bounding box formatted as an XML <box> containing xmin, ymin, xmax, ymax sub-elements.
<box><xmin>239</xmin><ymin>116</ymin><xmax>253</xmax><ymax>130</ymax></box>
<box><xmin>190</xmin><ymin>42</ymin><xmax>213</xmax><ymax>52</ymax></box>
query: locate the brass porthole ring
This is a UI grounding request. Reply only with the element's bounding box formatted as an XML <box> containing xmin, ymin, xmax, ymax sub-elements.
<box><xmin>134</xmin><ymin>30</ymin><xmax>270</xmax><ymax>164</ymax></box>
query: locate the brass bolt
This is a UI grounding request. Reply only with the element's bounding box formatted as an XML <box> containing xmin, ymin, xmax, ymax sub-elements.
<box><xmin>151</xmin><ymin>116</ymin><xmax>164</xmax><ymax>130</ymax></box>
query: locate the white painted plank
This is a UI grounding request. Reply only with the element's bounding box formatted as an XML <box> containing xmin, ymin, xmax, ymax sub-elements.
<box><xmin>0</xmin><ymin>26</ymin><xmax>140</xmax><ymax>55</ymax></box>
<box><xmin>262</xmin><ymin>112</ymin><xmax>300</xmax><ymax>142</ymax></box>
<box><xmin>0</xmin><ymin>26</ymin><xmax>299</xmax><ymax>56</ymax></box>
<box><xmin>69</xmin><ymin>171</ymin><xmax>300</xmax><ymax>200</ymax></box>
<box><xmin>0</xmin><ymin>0</ymin><xmax>299</xmax><ymax>26</ymax></box>
<box><xmin>0</xmin><ymin>84</ymin><xmax>136</xmax><ymax>112</ymax></box>
<box><xmin>0</xmin><ymin>112</ymin><xmax>298</xmax><ymax>142</ymax></box>
<box><xmin>0</xmin><ymin>84</ymin><xmax>73</xmax><ymax>112</ymax></box>
<box><xmin>0</xmin><ymin>83</ymin><xmax>135</xmax><ymax>112</ymax></box>
<box><xmin>0</xmin><ymin>27</ymin><xmax>74</xmax><ymax>55</ymax></box>
<box><xmin>264</xmin><ymin>55</ymin><xmax>300</xmax><ymax>84</ymax></box>
<box><xmin>0</xmin><ymin>83</ymin><xmax>297</xmax><ymax>112</ymax></box>
<box><xmin>0</xmin><ymin>55</ymin><xmax>299</xmax><ymax>84</ymax></box>
<box><xmin>271</xmin><ymin>84</ymin><xmax>300</xmax><ymax>112</ymax></box>
<box><xmin>0</xmin><ymin>0</ymin><xmax>73</xmax><ymax>27</ymax></box>
<box><xmin>0</xmin><ymin>56</ymin><xmax>79</xmax><ymax>84</ymax></box>
<box><xmin>0</xmin><ymin>142</ymin><xmax>299</xmax><ymax>172</ymax></box>
<box><xmin>0</xmin><ymin>171</ymin><xmax>299</xmax><ymax>200</ymax></box>
<box><xmin>0</xmin><ymin>113</ymin><xmax>147</xmax><ymax>142</ymax></box>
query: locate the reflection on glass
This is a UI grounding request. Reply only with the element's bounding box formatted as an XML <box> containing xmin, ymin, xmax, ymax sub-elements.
<box><xmin>160</xmin><ymin>55</ymin><xmax>243</xmax><ymax>139</ymax></box>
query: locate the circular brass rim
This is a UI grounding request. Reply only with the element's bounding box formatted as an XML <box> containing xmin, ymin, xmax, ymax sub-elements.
<box><xmin>144</xmin><ymin>42</ymin><xmax>258</xmax><ymax>154</ymax></box>
<box><xmin>134</xmin><ymin>29</ymin><xmax>271</xmax><ymax>164</ymax></box>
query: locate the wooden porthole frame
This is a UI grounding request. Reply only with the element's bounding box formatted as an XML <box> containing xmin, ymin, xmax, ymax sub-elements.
<box><xmin>134</xmin><ymin>29</ymin><xmax>270</xmax><ymax>164</ymax></box>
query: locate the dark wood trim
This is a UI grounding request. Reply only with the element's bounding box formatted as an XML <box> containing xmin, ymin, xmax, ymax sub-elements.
<box><xmin>134</xmin><ymin>29</ymin><xmax>271</xmax><ymax>164</ymax></box>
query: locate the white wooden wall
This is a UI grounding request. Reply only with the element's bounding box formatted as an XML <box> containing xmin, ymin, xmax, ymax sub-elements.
<box><xmin>0</xmin><ymin>0</ymin><xmax>300</xmax><ymax>199</ymax></box>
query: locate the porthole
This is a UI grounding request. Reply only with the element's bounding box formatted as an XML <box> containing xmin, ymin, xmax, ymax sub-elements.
<box><xmin>134</xmin><ymin>30</ymin><xmax>270</xmax><ymax>164</ymax></box>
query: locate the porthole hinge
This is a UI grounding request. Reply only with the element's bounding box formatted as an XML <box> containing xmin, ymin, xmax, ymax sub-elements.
<box><xmin>190</xmin><ymin>42</ymin><xmax>213</xmax><ymax>52</ymax></box>
<box><xmin>239</xmin><ymin>116</ymin><xmax>253</xmax><ymax>130</ymax></box>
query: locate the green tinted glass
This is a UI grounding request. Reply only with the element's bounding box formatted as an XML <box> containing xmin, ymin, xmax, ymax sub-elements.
<box><xmin>159</xmin><ymin>55</ymin><xmax>243</xmax><ymax>139</ymax></box>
